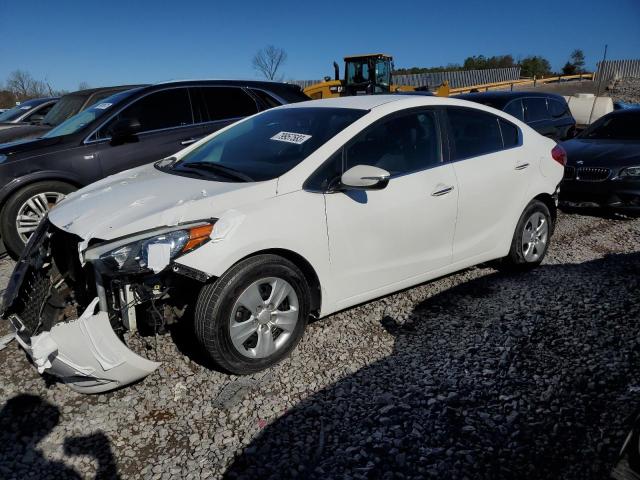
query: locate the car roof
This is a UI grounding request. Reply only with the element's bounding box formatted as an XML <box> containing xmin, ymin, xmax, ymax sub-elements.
<box><xmin>68</xmin><ymin>84</ymin><xmax>148</xmax><ymax>98</ymax></box>
<box><xmin>15</xmin><ymin>96</ymin><xmax>59</xmax><ymax>106</ymax></box>
<box><xmin>152</xmin><ymin>79</ymin><xmax>301</xmax><ymax>91</ymax></box>
<box><xmin>456</xmin><ymin>90</ymin><xmax>566</xmax><ymax>106</ymax></box>
<box><xmin>139</xmin><ymin>79</ymin><xmax>306</xmax><ymax>101</ymax></box>
<box><xmin>278</xmin><ymin>94</ymin><xmax>477</xmax><ymax>111</ymax></box>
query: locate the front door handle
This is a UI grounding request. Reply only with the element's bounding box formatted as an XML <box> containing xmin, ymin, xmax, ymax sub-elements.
<box><xmin>180</xmin><ymin>138</ymin><xmax>198</xmax><ymax>146</ymax></box>
<box><xmin>431</xmin><ymin>185</ymin><xmax>455</xmax><ymax>196</ymax></box>
<box><xmin>515</xmin><ymin>163</ymin><xmax>530</xmax><ymax>170</ymax></box>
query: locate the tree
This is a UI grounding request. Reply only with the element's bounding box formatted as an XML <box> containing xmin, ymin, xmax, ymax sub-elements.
<box><xmin>519</xmin><ymin>56</ymin><xmax>552</xmax><ymax>77</ymax></box>
<box><xmin>463</xmin><ymin>55</ymin><xmax>515</xmax><ymax>70</ymax></box>
<box><xmin>252</xmin><ymin>45</ymin><xmax>287</xmax><ymax>81</ymax></box>
<box><xmin>570</xmin><ymin>49</ymin><xmax>585</xmax><ymax>73</ymax></box>
<box><xmin>5</xmin><ymin>70</ymin><xmax>49</xmax><ymax>100</ymax></box>
<box><xmin>78</xmin><ymin>81</ymin><xmax>91</xmax><ymax>90</ymax></box>
<box><xmin>562</xmin><ymin>61</ymin><xmax>576</xmax><ymax>75</ymax></box>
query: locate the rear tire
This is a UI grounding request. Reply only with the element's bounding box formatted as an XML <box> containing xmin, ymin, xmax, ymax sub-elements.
<box><xmin>499</xmin><ymin>199</ymin><xmax>552</xmax><ymax>270</ymax></box>
<box><xmin>194</xmin><ymin>254</ymin><xmax>310</xmax><ymax>375</ymax></box>
<box><xmin>1</xmin><ymin>181</ymin><xmax>76</xmax><ymax>259</ymax></box>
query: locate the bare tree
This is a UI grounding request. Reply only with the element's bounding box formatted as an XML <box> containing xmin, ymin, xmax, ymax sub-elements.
<box><xmin>252</xmin><ymin>45</ymin><xmax>287</xmax><ymax>81</ymax></box>
<box><xmin>78</xmin><ymin>81</ymin><xmax>91</xmax><ymax>90</ymax></box>
<box><xmin>5</xmin><ymin>70</ymin><xmax>48</xmax><ymax>100</ymax></box>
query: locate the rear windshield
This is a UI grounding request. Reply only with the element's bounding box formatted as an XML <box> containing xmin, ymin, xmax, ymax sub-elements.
<box><xmin>0</xmin><ymin>99</ymin><xmax>48</xmax><ymax>122</ymax></box>
<box><xmin>579</xmin><ymin>111</ymin><xmax>640</xmax><ymax>140</ymax></box>
<box><xmin>167</xmin><ymin>107</ymin><xmax>367</xmax><ymax>182</ymax></box>
<box><xmin>43</xmin><ymin>90</ymin><xmax>136</xmax><ymax>138</ymax></box>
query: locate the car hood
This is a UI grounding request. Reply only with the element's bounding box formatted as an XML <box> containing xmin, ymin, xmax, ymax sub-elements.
<box><xmin>0</xmin><ymin>124</ymin><xmax>52</xmax><ymax>145</ymax></box>
<box><xmin>49</xmin><ymin>163</ymin><xmax>278</xmax><ymax>243</ymax></box>
<box><xmin>562</xmin><ymin>138</ymin><xmax>640</xmax><ymax>167</ymax></box>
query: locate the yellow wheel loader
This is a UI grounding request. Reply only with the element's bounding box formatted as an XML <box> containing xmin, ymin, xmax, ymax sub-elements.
<box><xmin>303</xmin><ymin>53</ymin><xmax>450</xmax><ymax>99</ymax></box>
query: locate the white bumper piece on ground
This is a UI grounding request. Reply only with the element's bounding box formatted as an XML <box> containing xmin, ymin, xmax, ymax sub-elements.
<box><xmin>12</xmin><ymin>298</ymin><xmax>160</xmax><ymax>394</ymax></box>
<box><xmin>0</xmin><ymin>332</ymin><xmax>15</xmax><ymax>351</ymax></box>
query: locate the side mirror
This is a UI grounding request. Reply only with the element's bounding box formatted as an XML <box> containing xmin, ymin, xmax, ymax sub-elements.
<box><xmin>109</xmin><ymin>117</ymin><xmax>141</xmax><ymax>143</ymax></box>
<box><xmin>340</xmin><ymin>165</ymin><xmax>390</xmax><ymax>190</ymax></box>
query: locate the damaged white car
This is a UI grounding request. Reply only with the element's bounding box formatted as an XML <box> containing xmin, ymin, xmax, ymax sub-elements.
<box><xmin>1</xmin><ymin>95</ymin><xmax>564</xmax><ymax>393</ymax></box>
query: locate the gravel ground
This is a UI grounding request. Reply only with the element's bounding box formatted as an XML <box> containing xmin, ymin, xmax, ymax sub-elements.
<box><xmin>608</xmin><ymin>77</ymin><xmax>640</xmax><ymax>104</ymax></box>
<box><xmin>0</xmin><ymin>211</ymin><xmax>639</xmax><ymax>479</ymax></box>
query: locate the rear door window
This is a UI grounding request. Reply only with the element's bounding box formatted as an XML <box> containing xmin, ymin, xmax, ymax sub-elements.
<box><xmin>524</xmin><ymin>98</ymin><xmax>550</xmax><ymax>122</ymax></box>
<box><xmin>446</xmin><ymin>107</ymin><xmax>503</xmax><ymax>160</ymax></box>
<box><xmin>104</xmin><ymin>88</ymin><xmax>193</xmax><ymax>135</ymax></box>
<box><xmin>504</xmin><ymin>99</ymin><xmax>524</xmax><ymax>121</ymax></box>
<box><xmin>197</xmin><ymin>87</ymin><xmax>259</xmax><ymax>122</ymax></box>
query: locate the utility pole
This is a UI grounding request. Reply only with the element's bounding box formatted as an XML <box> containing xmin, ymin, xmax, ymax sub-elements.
<box><xmin>588</xmin><ymin>44</ymin><xmax>608</xmax><ymax>125</ymax></box>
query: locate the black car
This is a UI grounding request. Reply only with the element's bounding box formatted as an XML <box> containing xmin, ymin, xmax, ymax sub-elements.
<box><xmin>0</xmin><ymin>80</ymin><xmax>309</xmax><ymax>258</ymax></box>
<box><xmin>456</xmin><ymin>91</ymin><xmax>576</xmax><ymax>141</ymax></box>
<box><xmin>0</xmin><ymin>85</ymin><xmax>141</xmax><ymax>144</ymax></box>
<box><xmin>560</xmin><ymin>109</ymin><xmax>640</xmax><ymax>213</ymax></box>
<box><xmin>0</xmin><ymin>97</ymin><xmax>59</xmax><ymax>129</ymax></box>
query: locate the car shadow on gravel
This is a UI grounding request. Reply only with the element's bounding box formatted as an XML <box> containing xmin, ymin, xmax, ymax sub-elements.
<box><xmin>559</xmin><ymin>204</ymin><xmax>639</xmax><ymax>220</ymax></box>
<box><xmin>0</xmin><ymin>394</ymin><xmax>120</xmax><ymax>479</ymax></box>
<box><xmin>225</xmin><ymin>252</ymin><xmax>640</xmax><ymax>480</ymax></box>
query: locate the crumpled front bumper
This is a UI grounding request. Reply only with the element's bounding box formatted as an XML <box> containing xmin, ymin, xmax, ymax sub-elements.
<box><xmin>2</xmin><ymin>218</ymin><xmax>161</xmax><ymax>394</ymax></box>
<box><xmin>9</xmin><ymin>298</ymin><xmax>160</xmax><ymax>394</ymax></box>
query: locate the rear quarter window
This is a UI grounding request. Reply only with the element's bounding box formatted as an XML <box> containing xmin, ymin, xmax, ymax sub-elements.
<box><xmin>198</xmin><ymin>87</ymin><xmax>259</xmax><ymax>122</ymax></box>
<box><xmin>524</xmin><ymin>98</ymin><xmax>550</xmax><ymax>122</ymax></box>
<box><xmin>548</xmin><ymin>99</ymin><xmax>571</xmax><ymax>118</ymax></box>
<box><xmin>249</xmin><ymin>89</ymin><xmax>282</xmax><ymax>109</ymax></box>
<box><xmin>498</xmin><ymin>118</ymin><xmax>520</xmax><ymax>147</ymax></box>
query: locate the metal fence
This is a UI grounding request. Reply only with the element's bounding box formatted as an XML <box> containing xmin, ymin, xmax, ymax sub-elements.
<box><xmin>594</xmin><ymin>59</ymin><xmax>640</xmax><ymax>84</ymax></box>
<box><xmin>392</xmin><ymin>67</ymin><xmax>521</xmax><ymax>88</ymax></box>
<box><xmin>290</xmin><ymin>67</ymin><xmax>521</xmax><ymax>90</ymax></box>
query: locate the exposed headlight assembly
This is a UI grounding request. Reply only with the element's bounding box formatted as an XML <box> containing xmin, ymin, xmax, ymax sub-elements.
<box><xmin>619</xmin><ymin>166</ymin><xmax>640</xmax><ymax>177</ymax></box>
<box><xmin>85</xmin><ymin>221</ymin><xmax>214</xmax><ymax>274</ymax></box>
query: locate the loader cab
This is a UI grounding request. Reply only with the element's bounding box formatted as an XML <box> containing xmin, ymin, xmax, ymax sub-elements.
<box><xmin>343</xmin><ymin>54</ymin><xmax>393</xmax><ymax>96</ymax></box>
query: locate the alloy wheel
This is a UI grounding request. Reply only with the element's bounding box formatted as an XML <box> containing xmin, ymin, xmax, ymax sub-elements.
<box><xmin>521</xmin><ymin>211</ymin><xmax>548</xmax><ymax>262</ymax></box>
<box><xmin>229</xmin><ymin>277</ymin><xmax>300</xmax><ymax>359</ymax></box>
<box><xmin>15</xmin><ymin>192</ymin><xmax>66</xmax><ymax>244</ymax></box>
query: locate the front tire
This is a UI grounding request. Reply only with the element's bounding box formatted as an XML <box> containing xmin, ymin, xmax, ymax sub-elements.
<box><xmin>1</xmin><ymin>181</ymin><xmax>76</xmax><ymax>259</ymax></box>
<box><xmin>194</xmin><ymin>254</ymin><xmax>310</xmax><ymax>375</ymax></box>
<box><xmin>500</xmin><ymin>199</ymin><xmax>552</xmax><ymax>270</ymax></box>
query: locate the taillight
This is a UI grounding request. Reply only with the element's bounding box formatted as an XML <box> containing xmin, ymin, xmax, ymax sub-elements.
<box><xmin>551</xmin><ymin>144</ymin><xmax>567</xmax><ymax>166</ymax></box>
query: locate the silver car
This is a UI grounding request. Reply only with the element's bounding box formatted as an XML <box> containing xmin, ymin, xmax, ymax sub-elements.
<box><xmin>0</xmin><ymin>97</ymin><xmax>59</xmax><ymax>130</ymax></box>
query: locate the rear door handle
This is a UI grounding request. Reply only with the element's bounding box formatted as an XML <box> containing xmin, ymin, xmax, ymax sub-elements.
<box><xmin>180</xmin><ymin>138</ymin><xmax>198</xmax><ymax>146</ymax></box>
<box><xmin>515</xmin><ymin>163</ymin><xmax>530</xmax><ymax>170</ymax></box>
<box><xmin>431</xmin><ymin>185</ymin><xmax>455</xmax><ymax>196</ymax></box>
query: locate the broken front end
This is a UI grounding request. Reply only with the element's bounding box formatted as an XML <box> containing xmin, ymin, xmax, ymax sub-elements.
<box><xmin>2</xmin><ymin>218</ymin><xmax>213</xmax><ymax>393</ymax></box>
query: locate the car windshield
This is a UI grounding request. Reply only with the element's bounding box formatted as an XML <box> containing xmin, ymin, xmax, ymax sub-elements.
<box><xmin>0</xmin><ymin>99</ymin><xmax>46</xmax><ymax>122</ymax></box>
<box><xmin>40</xmin><ymin>94</ymin><xmax>86</xmax><ymax>127</ymax></box>
<box><xmin>579</xmin><ymin>111</ymin><xmax>640</xmax><ymax>140</ymax></box>
<box><xmin>167</xmin><ymin>107</ymin><xmax>367</xmax><ymax>182</ymax></box>
<box><xmin>43</xmin><ymin>90</ymin><xmax>134</xmax><ymax>138</ymax></box>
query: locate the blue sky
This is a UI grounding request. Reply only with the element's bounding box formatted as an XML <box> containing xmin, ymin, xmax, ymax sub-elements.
<box><xmin>1</xmin><ymin>0</ymin><xmax>639</xmax><ymax>91</ymax></box>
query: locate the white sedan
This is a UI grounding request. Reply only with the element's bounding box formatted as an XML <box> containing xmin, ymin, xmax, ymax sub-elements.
<box><xmin>2</xmin><ymin>95</ymin><xmax>565</xmax><ymax>393</ymax></box>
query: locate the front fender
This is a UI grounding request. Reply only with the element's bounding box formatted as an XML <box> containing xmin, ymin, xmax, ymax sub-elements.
<box><xmin>174</xmin><ymin>191</ymin><xmax>335</xmax><ymax>314</ymax></box>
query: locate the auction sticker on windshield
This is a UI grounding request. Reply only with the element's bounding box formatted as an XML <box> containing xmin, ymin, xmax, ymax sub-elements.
<box><xmin>270</xmin><ymin>131</ymin><xmax>311</xmax><ymax>145</ymax></box>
